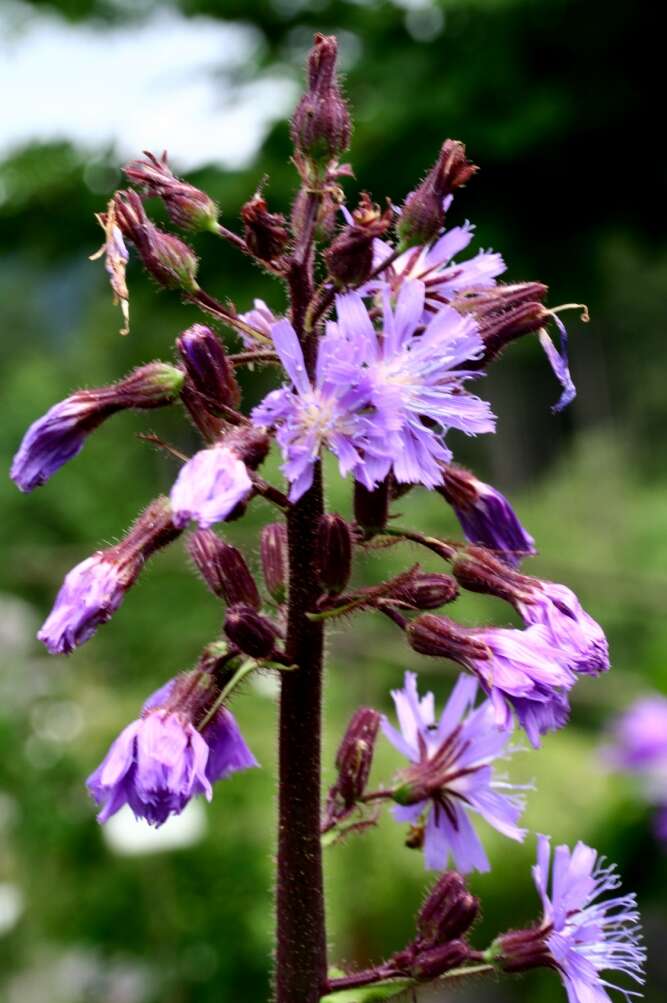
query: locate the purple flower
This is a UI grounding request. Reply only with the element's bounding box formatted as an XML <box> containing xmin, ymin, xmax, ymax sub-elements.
<box><xmin>381</xmin><ymin>672</ymin><xmax>526</xmax><ymax>872</ymax></box>
<box><xmin>238</xmin><ymin>298</ymin><xmax>278</xmax><ymax>347</ymax></box>
<box><xmin>369</xmin><ymin>221</ymin><xmax>505</xmax><ymax>313</ymax></box>
<box><xmin>606</xmin><ymin>696</ymin><xmax>667</xmax><ymax>770</ymax></box>
<box><xmin>539</xmin><ymin>314</ymin><xmax>576</xmax><ymax>413</ymax></box>
<box><xmin>531</xmin><ymin>835</ymin><xmax>644</xmax><ymax>1003</ymax></box>
<box><xmin>170</xmin><ymin>446</ymin><xmax>253</xmax><ymax>528</ymax></box>
<box><xmin>87</xmin><ymin>679</ymin><xmax>257</xmax><ymax>826</ymax></box>
<box><xmin>330</xmin><ymin>280</ymin><xmax>496</xmax><ymax>487</ymax></box>
<box><xmin>440</xmin><ymin>464</ymin><xmax>536</xmax><ymax>566</ymax></box>
<box><xmin>38</xmin><ymin>554</ymin><xmax>128</xmax><ymax>655</ymax></box>
<box><xmin>251</xmin><ymin>318</ymin><xmax>379</xmax><ymax>501</ymax></box>
<box><xmin>11</xmin><ymin>396</ymin><xmax>107</xmax><ymax>492</ymax></box>
<box><xmin>517</xmin><ymin>581</ymin><xmax>609</xmax><ymax>676</ymax></box>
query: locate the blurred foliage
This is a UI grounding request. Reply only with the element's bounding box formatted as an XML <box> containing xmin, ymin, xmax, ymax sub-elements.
<box><xmin>1</xmin><ymin>1</ymin><xmax>665</xmax><ymax>1002</ymax></box>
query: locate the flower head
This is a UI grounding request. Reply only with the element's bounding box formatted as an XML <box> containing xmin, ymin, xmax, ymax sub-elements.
<box><xmin>87</xmin><ymin>675</ymin><xmax>256</xmax><ymax>826</ymax></box>
<box><xmin>439</xmin><ymin>464</ymin><xmax>536</xmax><ymax>566</ymax></box>
<box><xmin>170</xmin><ymin>446</ymin><xmax>253</xmax><ymax>528</ymax></box>
<box><xmin>407</xmin><ymin>616</ymin><xmax>575</xmax><ymax>747</ymax></box>
<box><xmin>381</xmin><ymin>672</ymin><xmax>526</xmax><ymax>872</ymax></box>
<box><xmin>606</xmin><ymin>695</ymin><xmax>667</xmax><ymax>771</ymax></box>
<box><xmin>517</xmin><ymin>835</ymin><xmax>645</xmax><ymax>1003</ymax></box>
<box><xmin>517</xmin><ymin>581</ymin><xmax>609</xmax><ymax>676</ymax></box>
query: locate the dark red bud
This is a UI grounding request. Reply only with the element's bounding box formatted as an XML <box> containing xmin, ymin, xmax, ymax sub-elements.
<box><xmin>453</xmin><ymin>283</ymin><xmax>550</xmax><ymax>365</ymax></box>
<box><xmin>398</xmin><ymin>140</ymin><xmax>477</xmax><ymax>249</ymax></box>
<box><xmin>494</xmin><ymin>928</ymin><xmax>555</xmax><ymax>973</ymax></box>
<box><xmin>241</xmin><ymin>194</ymin><xmax>290</xmax><ymax>262</ymax></box>
<box><xmin>452</xmin><ymin>545</ymin><xmax>535</xmax><ymax>604</ymax></box>
<box><xmin>291</xmin><ymin>34</ymin><xmax>351</xmax><ymax>165</ymax></box>
<box><xmin>261</xmin><ymin>523</ymin><xmax>288</xmax><ymax>603</ymax></box>
<box><xmin>177</xmin><ymin>324</ymin><xmax>241</xmax><ymax>412</ymax></box>
<box><xmin>124</xmin><ymin>151</ymin><xmax>219</xmax><ymax>232</ymax></box>
<box><xmin>187</xmin><ymin>530</ymin><xmax>260</xmax><ymax>608</ymax></box>
<box><xmin>224</xmin><ymin>604</ymin><xmax>278</xmax><ymax>659</ymax></box>
<box><xmin>354</xmin><ymin>478</ymin><xmax>390</xmax><ymax>537</ymax></box>
<box><xmin>113</xmin><ymin>189</ymin><xmax>199</xmax><ymax>291</ymax></box>
<box><xmin>107</xmin><ymin>496</ymin><xmax>181</xmax><ymax>585</ymax></box>
<box><xmin>399</xmin><ymin>572</ymin><xmax>459</xmax><ymax>610</ymax></box>
<box><xmin>407</xmin><ymin>614</ymin><xmax>490</xmax><ymax>662</ymax></box>
<box><xmin>418</xmin><ymin>872</ymin><xmax>479</xmax><ymax>946</ymax></box>
<box><xmin>410</xmin><ymin>940</ymin><xmax>470</xmax><ymax>981</ymax></box>
<box><xmin>316</xmin><ymin>514</ymin><xmax>353</xmax><ymax>595</ymax></box>
<box><xmin>325</xmin><ymin>193</ymin><xmax>392</xmax><ymax>287</ymax></box>
<box><xmin>331</xmin><ymin>707</ymin><xmax>381</xmax><ymax>809</ymax></box>
<box><xmin>222</xmin><ymin>425</ymin><xmax>270</xmax><ymax>470</ymax></box>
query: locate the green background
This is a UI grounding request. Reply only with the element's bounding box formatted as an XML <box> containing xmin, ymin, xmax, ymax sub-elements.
<box><xmin>1</xmin><ymin>1</ymin><xmax>665</xmax><ymax>1000</ymax></box>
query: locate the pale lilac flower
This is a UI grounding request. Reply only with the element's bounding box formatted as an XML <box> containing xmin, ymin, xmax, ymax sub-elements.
<box><xmin>440</xmin><ymin>464</ymin><xmax>536</xmax><ymax>566</ymax></box>
<box><xmin>330</xmin><ymin>280</ymin><xmax>496</xmax><ymax>487</ymax></box>
<box><xmin>606</xmin><ymin>696</ymin><xmax>667</xmax><ymax>770</ymax></box>
<box><xmin>38</xmin><ymin>554</ymin><xmax>128</xmax><ymax>655</ymax></box>
<box><xmin>517</xmin><ymin>581</ymin><xmax>609</xmax><ymax>676</ymax></box>
<box><xmin>238</xmin><ymin>298</ymin><xmax>278</xmax><ymax>347</ymax></box>
<box><xmin>170</xmin><ymin>446</ymin><xmax>253</xmax><ymax>528</ymax></box>
<box><xmin>87</xmin><ymin>679</ymin><xmax>257</xmax><ymax>826</ymax></box>
<box><xmin>531</xmin><ymin>835</ymin><xmax>644</xmax><ymax>1003</ymax></box>
<box><xmin>251</xmin><ymin>318</ymin><xmax>378</xmax><ymax>501</ymax></box>
<box><xmin>382</xmin><ymin>672</ymin><xmax>526</xmax><ymax>872</ymax></box>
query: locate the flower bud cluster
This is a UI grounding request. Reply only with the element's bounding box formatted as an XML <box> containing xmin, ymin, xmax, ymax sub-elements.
<box><xmin>124</xmin><ymin>150</ymin><xmax>219</xmax><ymax>233</ymax></box>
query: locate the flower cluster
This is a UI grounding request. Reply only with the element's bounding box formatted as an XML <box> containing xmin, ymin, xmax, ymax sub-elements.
<box><xmin>8</xmin><ymin>32</ymin><xmax>643</xmax><ymax>1003</ymax></box>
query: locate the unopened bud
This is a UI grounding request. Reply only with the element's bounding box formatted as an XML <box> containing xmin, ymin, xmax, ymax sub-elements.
<box><xmin>316</xmin><ymin>514</ymin><xmax>353</xmax><ymax>595</ymax></box>
<box><xmin>124</xmin><ymin>151</ymin><xmax>219</xmax><ymax>233</ymax></box>
<box><xmin>407</xmin><ymin>614</ymin><xmax>489</xmax><ymax>662</ymax></box>
<box><xmin>410</xmin><ymin>940</ymin><xmax>470</xmax><ymax>981</ymax></box>
<box><xmin>261</xmin><ymin>523</ymin><xmax>288</xmax><ymax>602</ymax></box>
<box><xmin>398</xmin><ymin>140</ymin><xmax>477</xmax><ymax>249</ymax></box>
<box><xmin>454</xmin><ymin>283</ymin><xmax>550</xmax><ymax>364</ymax></box>
<box><xmin>224</xmin><ymin>603</ymin><xmax>277</xmax><ymax>659</ymax></box>
<box><xmin>418</xmin><ymin>872</ymin><xmax>479</xmax><ymax>946</ymax></box>
<box><xmin>177</xmin><ymin>324</ymin><xmax>241</xmax><ymax>412</ymax></box>
<box><xmin>493</xmin><ymin>928</ymin><xmax>554</xmax><ymax>973</ymax></box>
<box><xmin>241</xmin><ymin>194</ymin><xmax>290</xmax><ymax>262</ymax></box>
<box><xmin>354</xmin><ymin>478</ymin><xmax>390</xmax><ymax>537</ymax></box>
<box><xmin>452</xmin><ymin>546</ymin><xmax>534</xmax><ymax>604</ymax></box>
<box><xmin>331</xmin><ymin>707</ymin><xmax>381</xmax><ymax>809</ymax></box>
<box><xmin>188</xmin><ymin>529</ymin><xmax>260</xmax><ymax>608</ymax></box>
<box><xmin>113</xmin><ymin>189</ymin><xmax>199</xmax><ymax>291</ymax></box>
<box><xmin>325</xmin><ymin>193</ymin><xmax>392</xmax><ymax>286</ymax></box>
<box><xmin>291</xmin><ymin>33</ymin><xmax>351</xmax><ymax>166</ymax></box>
<box><xmin>399</xmin><ymin>572</ymin><xmax>459</xmax><ymax>610</ymax></box>
<box><xmin>222</xmin><ymin>425</ymin><xmax>271</xmax><ymax>470</ymax></box>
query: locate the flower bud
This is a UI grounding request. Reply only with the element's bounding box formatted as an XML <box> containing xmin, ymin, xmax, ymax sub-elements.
<box><xmin>11</xmin><ymin>362</ymin><xmax>184</xmax><ymax>492</ymax></box>
<box><xmin>124</xmin><ymin>151</ymin><xmax>219</xmax><ymax>232</ymax></box>
<box><xmin>410</xmin><ymin>940</ymin><xmax>470</xmax><ymax>981</ymax></box>
<box><xmin>113</xmin><ymin>189</ymin><xmax>199</xmax><ymax>291</ymax></box>
<box><xmin>454</xmin><ymin>283</ymin><xmax>550</xmax><ymax>364</ymax></box>
<box><xmin>452</xmin><ymin>545</ymin><xmax>534</xmax><ymax>605</ymax></box>
<box><xmin>177</xmin><ymin>324</ymin><xmax>241</xmax><ymax>412</ymax></box>
<box><xmin>354</xmin><ymin>478</ymin><xmax>389</xmax><ymax>537</ymax></box>
<box><xmin>399</xmin><ymin>572</ymin><xmax>459</xmax><ymax>610</ymax></box>
<box><xmin>398</xmin><ymin>140</ymin><xmax>477</xmax><ymax>249</ymax></box>
<box><xmin>187</xmin><ymin>529</ymin><xmax>260</xmax><ymax>608</ymax></box>
<box><xmin>223</xmin><ymin>425</ymin><xmax>271</xmax><ymax>470</ymax></box>
<box><xmin>241</xmin><ymin>193</ymin><xmax>290</xmax><ymax>262</ymax></box>
<box><xmin>407</xmin><ymin>614</ymin><xmax>490</xmax><ymax>662</ymax></box>
<box><xmin>418</xmin><ymin>872</ymin><xmax>479</xmax><ymax>946</ymax></box>
<box><xmin>316</xmin><ymin>514</ymin><xmax>353</xmax><ymax>595</ymax></box>
<box><xmin>261</xmin><ymin>523</ymin><xmax>288</xmax><ymax>603</ymax></box>
<box><xmin>224</xmin><ymin>603</ymin><xmax>277</xmax><ymax>659</ymax></box>
<box><xmin>291</xmin><ymin>34</ymin><xmax>351</xmax><ymax>166</ymax></box>
<box><xmin>492</xmin><ymin>928</ymin><xmax>554</xmax><ymax>973</ymax></box>
<box><xmin>325</xmin><ymin>193</ymin><xmax>392</xmax><ymax>287</ymax></box>
<box><xmin>331</xmin><ymin>707</ymin><xmax>381</xmax><ymax>810</ymax></box>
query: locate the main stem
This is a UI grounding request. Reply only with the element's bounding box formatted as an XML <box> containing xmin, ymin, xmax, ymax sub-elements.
<box><xmin>275</xmin><ymin>189</ymin><xmax>327</xmax><ymax>1003</ymax></box>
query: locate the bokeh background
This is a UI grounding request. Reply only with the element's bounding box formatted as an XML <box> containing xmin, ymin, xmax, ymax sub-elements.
<box><xmin>1</xmin><ymin>0</ymin><xmax>665</xmax><ymax>1000</ymax></box>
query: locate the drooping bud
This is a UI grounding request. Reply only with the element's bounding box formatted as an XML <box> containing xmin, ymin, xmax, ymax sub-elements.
<box><xmin>291</xmin><ymin>33</ymin><xmax>351</xmax><ymax>167</ymax></box>
<box><xmin>11</xmin><ymin>363</ymin><xmax>185</xmax><ymax>492</ymax></box>
<box><xmin>325</xmin><ymin>193</ymin><xmax>392</xmax><ymax>287</ymax></box>
<box><xmin>38</xmin><ymin>497</ymin><xmax>180</xmax><ymax>654</ymax></box>
<box><xmin>177</xmin><ymin>324</ymin><xmax>241</xmax><ymax>412</ymax></box>
<box><xmin>407</xmin><ymin>614</ymin><xmax>490</xmax><ymax>662</ymax></box>
<box><xmin>241</xmin><ymin>193</ymin><xmax>290</xmax><ymax>262</ymax></box>
<box><xmin>113</xmin><ymin>189</ymin><xmax>199</xmax><ymax>291</ymax></box>
<box><xmin>124</xmin><ymin>150</ymin><xmax>219</xmax><ymax>232</ymax></box>
<box><xmin>224</xmin><ymin>603</ymin><xmax>278</xmax><ymax>659</ymax></box>
<box><xmin>452</xmin><ymin>545</ymin><xmax>534</xmax><ymax>605</ymax></box>
<box><xmin>316</xmin><ymin>514</ymin><xmax>353</xmax><ymax>595</ymax></box>
<box><xmin>354</xmin><ymin>478</ymin><xmax>390</xmax><ymax>537</ymax></box>
<box><xmin>398</xmin><ymin>572</ymin><xmax>459</xmax><ymax>610</ymax></box>
<box><xmin>397</xmin><ymin>140</ymin><xmax>477</xmax><ymax>249</ymax></box>
<box><xmin>330</xmin><ymin>707</ymin><xmax>381</xmax><ymax>812</ymax></box>
<box><xmin>187</xmin><ymin>529</ymin><xmax>260</xmax><ymax>608</ymax></box>
<box><xmin>410</xmin><ymin>940</ymin><xmax>470</xmax><ymax>981</ymax></box>
<box><xmin>418</xmin><ymin>872</ymin><xmax>479</xmax><ymax>947</ymax></box>
<box><xmin>453</xmin><ymin>283</ymin><xmax>550</xmax><ymax>364</ymax></box>
<box><xmin>438</xmin><ymin>464</ymin><xmax>536</xmax><ymax>567</ymax></box>
<box><xmin>261</xmin><ymin>523</ymin><xmax>288</xmax><ymax>603</ymax></box>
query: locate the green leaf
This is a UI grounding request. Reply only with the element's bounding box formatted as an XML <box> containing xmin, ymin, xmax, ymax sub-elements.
<box><xmin>320</xmin><ymin>978</ymin><xmax>414</xmax><ymax>1002</ymax></box>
